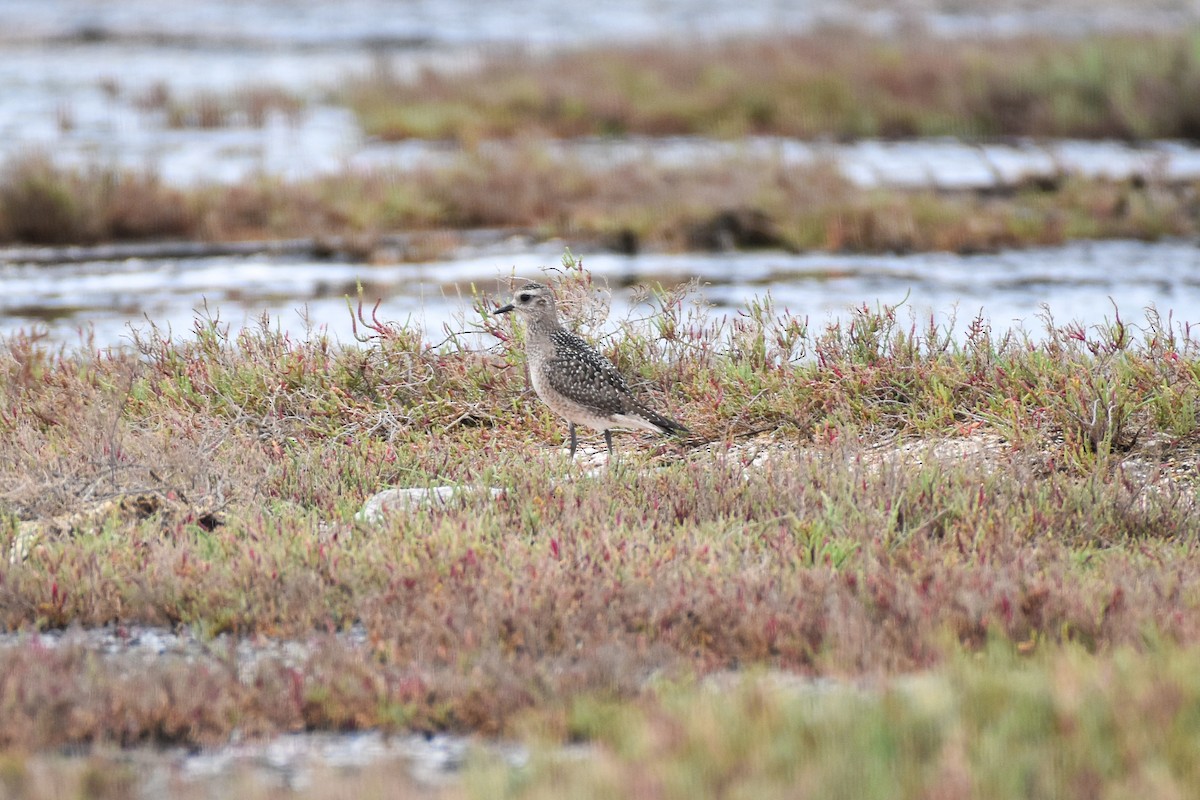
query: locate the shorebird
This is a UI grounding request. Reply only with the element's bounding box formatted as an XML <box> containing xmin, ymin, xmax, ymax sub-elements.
<box><xmin>494</xmin><ymin>281</ymin><xmax>687</xmax><ymax>458</ymax></box>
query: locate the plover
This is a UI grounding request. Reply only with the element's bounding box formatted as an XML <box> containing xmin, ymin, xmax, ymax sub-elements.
<box><xmin>495</xmin><ymin>281</ymin><xmax>687</xmax><ymax>457</ymax></box>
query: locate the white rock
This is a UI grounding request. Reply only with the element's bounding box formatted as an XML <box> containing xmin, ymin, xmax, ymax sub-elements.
<box><xmin>355</xmin><ymin>485</ymin><xmax>504</xmax><ymax>525</ymax></box>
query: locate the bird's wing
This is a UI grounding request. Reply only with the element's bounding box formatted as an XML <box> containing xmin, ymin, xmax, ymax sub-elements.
<box><xmin>544</xmin><ymin>330</ymin><xmax>635</xmax><ymax>416</ymax></box>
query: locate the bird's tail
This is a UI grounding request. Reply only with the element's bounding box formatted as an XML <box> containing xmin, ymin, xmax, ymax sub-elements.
<box><xmin>640</xmin><ymin>405</ymin><xmax>689</xmax><ymax>436</ymax></box>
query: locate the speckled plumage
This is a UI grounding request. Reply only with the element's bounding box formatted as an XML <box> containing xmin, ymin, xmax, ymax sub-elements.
<box><xmin>495</xmin><ymin>282</ymin><xmax>687</xmax><ymax>457</ymax></box>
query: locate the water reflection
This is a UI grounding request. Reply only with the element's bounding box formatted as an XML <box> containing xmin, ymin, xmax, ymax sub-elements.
<box><xmin>3</xmin><ymin>239</ymin><xmax>1199</xmax><ymax>350</ymax></box>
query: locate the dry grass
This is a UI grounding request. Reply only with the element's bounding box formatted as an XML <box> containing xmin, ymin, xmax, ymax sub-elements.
<box><xmin>0</xmin><ymin>156</ymin><xmax>193</xmax><ymax>245</ymax></box>
<box><xmin>9</xmin><ymin>31</ymin><xmax>1200</xmax><ymax>254</ymax></box>
<box><xmin>0</xmin><ymin>256</ymin><xmax>1199</xmax><ymax>756</ymax></box>
<box><xmin>131</xmin><ymin>81</ymin><xmax>306</xmax><ymax>129</ymax></box>
<box><xmin>8</xmin><ymin>642</ymin><xmax>1200</xmax><ymax>799</ymax></box>
<box><xmin>343</xmin><ymin>30</ymin><xmax>1200</xmax><ymax>142</ymax></box>
<box><xmin>1</xmin><ymin>150</ymin><xmax>1197</xmax><ymax>252</ymax></box>
<box><xmin>467</xmin><ymin>645</ymin><xmax>1200</xmax><ymax>799</ymax></box>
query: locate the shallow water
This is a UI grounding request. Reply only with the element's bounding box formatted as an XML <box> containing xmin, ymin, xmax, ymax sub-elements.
<box><xmin>5</xmin><ymin>0</ymin><xmax>1191</xmax><ymax>48</ymax></box>
<box><xmin>4</xmin><ymin>239</ymin><xmax>1199</xmax><ymax>351</ymax></box>
<box><xmin>9</xmin><ymin>47</ymin><xmax>1199</xmax><ymax>192</ymax></box>
<box><xmin>5</xmin><ymin>0</ymin><xmax>1200</xmax><ymax>193</ymax></box>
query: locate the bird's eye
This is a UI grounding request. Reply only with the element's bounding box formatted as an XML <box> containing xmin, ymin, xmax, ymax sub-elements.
<box><xmin>518</xmin><ymin>293</ymin><xmax>531</xmax><ymax>302</ymax></box>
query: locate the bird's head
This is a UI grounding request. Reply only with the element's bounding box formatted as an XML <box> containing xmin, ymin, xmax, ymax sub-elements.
<box><xmin>494</xmin><ymin>281</ymin><xmax>557</xmax><ymax>321</ymax></box>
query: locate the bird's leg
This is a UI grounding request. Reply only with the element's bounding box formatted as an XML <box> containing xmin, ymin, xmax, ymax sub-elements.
<box><xmin>568</xmin><ymin>423</ymin><xmax>577</xmax><ymax>459</ymax></box>
<box><xmin>604</xmin><ymin>429</ymin><xmax>614</xmax><ymax>458</ymax></box>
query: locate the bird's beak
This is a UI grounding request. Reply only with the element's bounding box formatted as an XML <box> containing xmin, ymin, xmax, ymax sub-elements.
<box><xmin>494</xmin><ymin>304</ymin><xmax>514</xmax><ymax>314</ymax></box>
